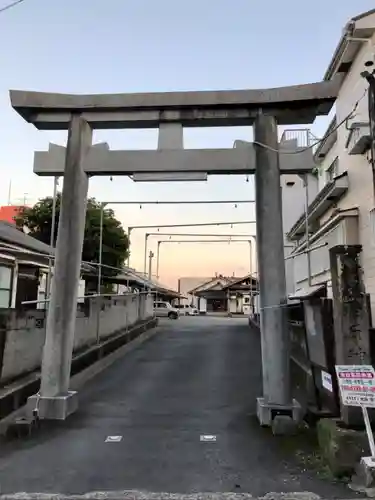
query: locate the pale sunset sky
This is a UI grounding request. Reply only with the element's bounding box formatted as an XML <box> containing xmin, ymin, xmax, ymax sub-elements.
<box><xmin>0</xmin><ymin>0</ymin><xmax>373</xmax><ymax>288</ymax></box>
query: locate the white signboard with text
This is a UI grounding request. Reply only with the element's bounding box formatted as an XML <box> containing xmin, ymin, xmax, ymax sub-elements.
<box><xmin>321</xmin><ymin>370</ymin><xmax>333</xmax><ymax>392</ymax></box>
<box><xmin>77</xmin><ymin>279</ymin><xmax>85</xmax><ymax>303</ymax></box>
<box><xmin>335</xmin><ymin>365</ymin><xmax>375</xmax><ymax>408</ymax></box>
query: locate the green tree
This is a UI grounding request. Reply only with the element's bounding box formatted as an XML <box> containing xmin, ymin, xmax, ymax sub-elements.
<box><xmin>15</xmin><ymin>194</ymin><xmax>129</xmax><ymax>275</ymax></box>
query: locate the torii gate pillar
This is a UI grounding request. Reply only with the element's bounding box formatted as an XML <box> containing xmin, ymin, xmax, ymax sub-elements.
<box><xmin>28</xmin><ymin>116</ymin><xmax>92</xmax><ymax>420</ymax></box>
<box><xmin>254</xmin><ymin>113</ymin><xmax>301</xmax><ymax>431</ymax></box>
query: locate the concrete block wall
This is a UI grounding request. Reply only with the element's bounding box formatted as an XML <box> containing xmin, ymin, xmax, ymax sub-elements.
<box><xmin>0</xmin><ymin>309</ymin><xmax>46</xmax><ymax>384</ymax></box>
<box><xmin>96</xmin><ymin>294</ymin><xmax>142</xmax><ymax>339</ymax></box>
<box><xmin>0</xmin><ymin>293</ymin><xmax>154</xmax><ymax>384</ymax></box>
<box><xmin>145</xmin><ymin>294</ymin><xmax>154</xmax><ymax>317</ymax></box>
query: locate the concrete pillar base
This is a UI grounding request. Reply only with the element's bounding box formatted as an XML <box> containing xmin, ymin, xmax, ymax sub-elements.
<box><xmin>27</xmin><ymin>391</ymin><xmax>78</xmax><ymax>420</ymax></box>
<box><xmin>256</xmin><ymin>396</ymin><xmax>302</xmax><ymax>428</ymax></box>
<box><xmin>350</xmin><ymin>457</ymin><xmax>375</xmax><ymax>494</ymax></box>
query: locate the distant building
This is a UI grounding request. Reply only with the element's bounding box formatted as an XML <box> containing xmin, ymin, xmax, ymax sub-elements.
<box><xmin>177</xmin><ymin>277</ymin><xmax>212</xmax><ymax>305</ymax></box>
<box><xmin>0</xmin><ymin>220</ymin><xmax>94</xmax><ymax>309</ymax></box>
<box><xmin>189</xmin><ymin>276</ymin><xmax>234</xmax><ymax>311</ymax></box>
<box><xmin>188</xmin><ymin>274</ymin><xmax>258</xmax><ymax>314</ymax></box>
<box><xmin>0</xmin><ymin>205</ymin><xmax>25</xmax><ymax>225</ymax></box>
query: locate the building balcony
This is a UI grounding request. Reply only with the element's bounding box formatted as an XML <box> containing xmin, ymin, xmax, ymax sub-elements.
<box><xmin>280</xmin><ymin>128</ymin><xmax>312</xmax><ymax>148</ymax></box>
<box><xmin>287</xmin><ymin>172</ymin><xmax>349</xmax><ymax>241</ymax></box>
<box><xmin>345</xmin><ymin>122</ymin><xmax>372</xmax><ymax>155</ymax></box>
<box><xmin>288</xmin><ymin>207</ymin><xmax>359</xmax><ymax>292</ymax></box>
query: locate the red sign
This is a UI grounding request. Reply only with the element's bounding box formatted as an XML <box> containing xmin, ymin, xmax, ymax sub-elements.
<box><xmin>338</xmin><ymin>371</ymin><xmax>374</xmax><ymax>379</ymax></box>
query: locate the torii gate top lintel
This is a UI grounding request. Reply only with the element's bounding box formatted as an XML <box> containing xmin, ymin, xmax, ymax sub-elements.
<box><xmin>10</xmin><ymin>79</ymin><xmax>338</xmax><ymax>130</ymax></box>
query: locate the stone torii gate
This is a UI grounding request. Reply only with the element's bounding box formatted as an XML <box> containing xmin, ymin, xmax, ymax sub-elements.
<box><xmin>10</xmin><ymin>81</ymin><xmax>337</xmax><ymax>430</ymax></box>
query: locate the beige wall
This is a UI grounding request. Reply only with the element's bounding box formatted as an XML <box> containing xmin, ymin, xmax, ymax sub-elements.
<box><xmin>281</xmin><ymin>174</ymin><xmax>318</xmax><ymax>297</ymax></box>
<box><xmin>289</xmin><ymin>33</ymin><xmax>375</xmax><ymax>315</ymax></box>
<box><xmin>292</xmin><ymin>213</ymin><xmax>359</xmax><ymax>288</ymax></box>
<box><xmin>318</xmin><ymin>141</ymin><xmax>339</xmax><ymax>198</ymax></box>
<box><xmin>334</xmin><ymin>36</ymin><xmax>375</xmax><ymax>312</ymax></box>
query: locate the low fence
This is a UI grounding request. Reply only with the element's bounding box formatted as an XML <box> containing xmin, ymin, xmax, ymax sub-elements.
<box><xmin>249</xmin><ymin>298</ymin><xmax>347</xmax><ymax>418</ymax></box>
<box><xmin>250</xmin><ymin>295</ymin><xmax>375</xmax><ymax>421</ymax></box>
<box><xmin>287</xmin><ymin>299</ymin><xmax>340</xmax><ymax>418</ymax></box>
<box><xmin>287</xmin><ymin>294</ymin><xmax>375</xmax><ymax>419</ymax></box>
<box><xmin>0</xmin><ymin>293</ymin><xmax>154</xmax><ymax>385</ymax></box>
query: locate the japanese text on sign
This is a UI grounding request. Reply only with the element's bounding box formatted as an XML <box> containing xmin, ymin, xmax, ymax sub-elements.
<box><xmin>335</xmin><ymin>365</ymin><xmax>375</xmax><ymax>408</ymax></box>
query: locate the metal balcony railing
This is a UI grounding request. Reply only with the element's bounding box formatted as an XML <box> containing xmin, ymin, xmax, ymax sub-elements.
<box><xmin>326</xmin><ymin>156</ymin><xmax>339</xmax><ymax>181</ymax></box>
<box><xmin>280</xmin><ymin>128</ymin><xmax>312</xmax><ymax>148</ymax></box>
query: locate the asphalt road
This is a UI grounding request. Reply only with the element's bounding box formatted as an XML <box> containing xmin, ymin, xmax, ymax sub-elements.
<box><xmin>0</xmin><ymin>316</ymin><xmax>354</xmax><ymax>498</ymax></box>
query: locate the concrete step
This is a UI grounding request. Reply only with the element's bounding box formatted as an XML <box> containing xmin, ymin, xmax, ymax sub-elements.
<box><xmin>0</xmin><ymin>493</ymin><xmax>366</xmax><ymax>500</ymax></box>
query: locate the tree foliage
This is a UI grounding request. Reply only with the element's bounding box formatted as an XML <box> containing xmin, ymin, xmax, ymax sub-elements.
<box><xmin>15</xmin><ymin>194</ymin><xmax>129</xmax><ymax>275</ymax></box>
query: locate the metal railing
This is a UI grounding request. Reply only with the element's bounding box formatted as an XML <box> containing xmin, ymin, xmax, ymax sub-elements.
<box><xmin>326</xmin><ymin>156</ymin><xmax>339</xmax><ymax>181</ymax></box>
<box><xmin>21</xmin><ymin>290</ymin><xmax>152</xmax><ymax>307</ymax></box>
<box><xmin>280</xmin><ymin>128</ymin><xmax>312</xmax><ymax>148</ymax></box>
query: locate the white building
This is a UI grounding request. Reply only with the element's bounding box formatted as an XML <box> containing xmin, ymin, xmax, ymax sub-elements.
<box><xmin>286</xmin><ymin>8</ymin><xmax>375</xmax><ymax>315</ymax></box>
<box><xmin>279</xmin><ymin>141</ymin><xmax>319</xmax><ymax>298</ymax></box>
<box><xmin>177</xmin><ymin>276</ymin><xmax>212</xmax><ymax>306</ymax></box>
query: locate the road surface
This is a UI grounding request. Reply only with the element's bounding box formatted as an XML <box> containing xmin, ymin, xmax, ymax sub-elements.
<box><xmin>0</xmin><ymin>316</ymin><xmax>354</xmax><ymax>498</ymax></box>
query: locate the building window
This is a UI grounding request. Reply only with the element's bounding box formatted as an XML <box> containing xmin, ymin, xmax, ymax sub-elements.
<box><xmin>326</xmin><ymin>157</ymin><xmax>339</xmax><ymax>182</ymax></box>
<box><xmin>0</xmin><ymin>266</ymin><xmax>12</xmax><ymax>308</ymax></box>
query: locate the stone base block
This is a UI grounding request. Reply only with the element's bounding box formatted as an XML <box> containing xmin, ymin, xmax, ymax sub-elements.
<box><xmin>349</xmin><ymin>457</ymin><xmax>375</xmax><ymax>495</ymax></box>
<box><xmin>272</xmin><ymin>414</ymin><xmax>299</xmax><ymax>436</ymax></box>
<box><xmin>357</xmin><ymin>457</ymin><xmax>375</xmax><ymax>487</ymax></box>
<box><xmin>27</xmin><ymin>391</ymin><xmax>78</xmax><ymax>420</ymax></box>
<box><xmin>317</xmin><ymin>418</ymin><xmax>369</xmax><ymax>477</ymax></box>
<box><xmin>256</xmin><ymin>397</ymin><xmax>302</xmax><ymax>428</ymax></box>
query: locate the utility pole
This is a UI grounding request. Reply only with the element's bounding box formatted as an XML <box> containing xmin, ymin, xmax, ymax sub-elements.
<box><xmin>97</xmin><ymin>203</ymin><xmax>106</xmax><ymax>294</ymax></box>
<box><xmin>370</xmin><ymin>76</ymin><xmax>375</xmax><ymax>193</ymax></box>
<box><xmin>144</xmin><ymin>234</ymin><xmax>150</xmax><ymax>275</ymax></box>
<box><xmin>361</xmin><ymin>64</ymin><xmax>375</xmax><ymax>196</ymax></box>
<box><xmin>148</xmin><ymin>250</ymin><xmax>154</xmax><ymax>281</ymax></box>
<box><xmin>304</xmin><ymin>175</ymin><xmax>311</xmax><ymax>286</ymax></box>
<box><xmin>46</xmin><ymin>176</ymin><xmax>59</xmax><ymax>301</ymax></box>
<box><xmin>156</xmin><ymin>242</ymin><xmax>161</xmax><ymax>280</ymax></box>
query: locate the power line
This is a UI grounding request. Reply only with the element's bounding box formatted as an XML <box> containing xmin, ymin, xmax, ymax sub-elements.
<box><xmin>0</xmin><ymin>0</ymin><xmax>27</xmax><ymax>14</ymax></box>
